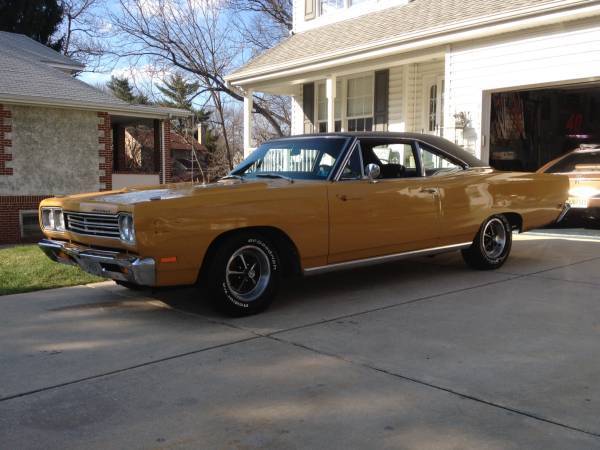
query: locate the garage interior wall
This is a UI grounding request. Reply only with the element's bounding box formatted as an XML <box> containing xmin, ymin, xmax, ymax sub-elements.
<box><xmin>490</xmin><ymin>85</ymin><xmax>600</xmax><ymax>171</ymax></box>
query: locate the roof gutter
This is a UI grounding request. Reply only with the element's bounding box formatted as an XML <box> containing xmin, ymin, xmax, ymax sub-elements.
<box><xmin>0</xmin><ymin>94</ymin><xmax>193</xmax><ymax>118</ymax></box>
<box><xmin>226</xmin><ymin>0</ymin><xmax>600</xmax><ymax>85</ymax></box>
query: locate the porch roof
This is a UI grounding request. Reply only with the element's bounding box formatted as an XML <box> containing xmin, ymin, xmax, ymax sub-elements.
<box><xmin>226</xmin><ymin>0</ymin><xmax>597</xmax><ymax>85</ymax></box>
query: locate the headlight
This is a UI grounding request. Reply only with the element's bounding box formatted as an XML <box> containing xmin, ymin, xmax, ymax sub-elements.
<box><xmin>41</xmin><ymin>208</ymin><xmax>65</xmax><ymax>231</ymax></box>
<box><xmin>118</xmin><ymin>213</ymin><xmax>135</xmax><ymax>243</ymax></box>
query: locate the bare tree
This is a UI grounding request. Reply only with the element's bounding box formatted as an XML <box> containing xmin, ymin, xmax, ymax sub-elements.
<box><xmin>227</xmin><ymin>0</ymin><xmax>291</xmax><ymax>52</ymax></box>
<box><xmin>60</xmin><ymin>0</ymin><xmax>108</xmax><ymax>70</ymax></box>
<box><xmin>108</xmin><ymin>0</ymin><xmax>289</xmax><ymax>169</ymax></box>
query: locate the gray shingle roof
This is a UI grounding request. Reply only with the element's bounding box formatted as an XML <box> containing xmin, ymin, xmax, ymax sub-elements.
<box><xmin>0</xmin><ymin>31</ymin><xmax>84</xmax><ymax>70</ymax></box>
<box><xmin>228</xmin><ymin>0</ymin><xmax>596</xmax><ymax>81</ymax></box>
<box><xmin>0</xmin><ymin>32</ymin><xmax>190</xmax><ymax>117</ymax></box>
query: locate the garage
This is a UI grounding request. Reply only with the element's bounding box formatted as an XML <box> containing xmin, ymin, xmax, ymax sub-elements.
<box><xmin>489</xmin><ymin>83</ymin><xmax>600</xmax><ymax>172</ymax></box>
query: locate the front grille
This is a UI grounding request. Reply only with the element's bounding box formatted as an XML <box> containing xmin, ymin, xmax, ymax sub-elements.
<box><xmin>64</xmin><ymin>211</ymin><xmax>120</xmax><ymax>238</ymax></box>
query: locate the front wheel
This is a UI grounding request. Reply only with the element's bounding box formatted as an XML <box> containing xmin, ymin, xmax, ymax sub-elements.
<box><xmin>204</xmin><ymin>233</ymin><xmax>281</xmax><ymax>316</ymax></box>
<box><xmin>462</xmin><ymin>215</ymin><xmax>512</xmax><ymax>270</ymax></box>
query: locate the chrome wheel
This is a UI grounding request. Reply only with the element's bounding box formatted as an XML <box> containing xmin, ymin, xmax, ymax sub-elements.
<box><xmin>225</xmin><ymin>245</ymin><xmax>271</xmax><ymax>302</ymax></box>
<box><xmin>482</xmin><ymin>218</ymin><xmax>507</xmax><ymax>259</ymax></box>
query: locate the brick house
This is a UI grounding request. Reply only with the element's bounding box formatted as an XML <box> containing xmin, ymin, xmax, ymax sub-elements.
<box><xmin>0</xmin><ymin>31</ymin><xmax>191</xmax><ymax>244</ymax></box>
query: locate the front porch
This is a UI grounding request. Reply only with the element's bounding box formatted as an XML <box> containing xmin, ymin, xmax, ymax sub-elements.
<box><xmin>236</xmin><ymin>51</ymin><xmax>478</xmax><ymax>158</ymax></box>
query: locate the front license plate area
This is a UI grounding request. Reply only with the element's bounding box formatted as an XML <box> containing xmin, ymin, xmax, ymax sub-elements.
<box><xmin>568</xmin><ymin>197</ymin><xmax>589</xmax><ymax>209</ymax></box>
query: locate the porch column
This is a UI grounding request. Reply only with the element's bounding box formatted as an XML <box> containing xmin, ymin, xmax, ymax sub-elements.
<box><xmin>243</xmin><ymin>91</ymin><xmax>253</xmax><ymax>157</ymax></box>
<box><xmin>326</xmin><ymin>76</ymin><xmax>336</xmax><ymax>132</ymax></box>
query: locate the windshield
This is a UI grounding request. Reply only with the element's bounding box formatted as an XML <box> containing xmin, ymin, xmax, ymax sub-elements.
<box><xmin>232</xmin><ymin>137</ymin><xmax>350</xmax><ymax>180</ymax></box>
<box><xmin>547</xmin><ymin>151</ymin><xmax>600</xmax><ymax>174</ymax></box>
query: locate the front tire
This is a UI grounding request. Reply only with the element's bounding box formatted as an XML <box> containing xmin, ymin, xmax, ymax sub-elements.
<box><xmin>205</xmin><ymin>233</ymin><xmax>281</xmax><ymax>316</ymax></box>
<box><xmin>462</xmin><ymin>215</ymin><xmax>512</xmax><ymax>270</ymax></box>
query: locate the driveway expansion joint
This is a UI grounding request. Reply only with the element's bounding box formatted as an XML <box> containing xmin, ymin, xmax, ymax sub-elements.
<box><xmin>268</xmin><ymin>334</ymin><xmax>600</xmax><ymax>440</ymax></box>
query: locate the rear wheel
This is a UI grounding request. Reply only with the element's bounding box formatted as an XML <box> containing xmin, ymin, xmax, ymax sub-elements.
<box><xmin>204</xmin><ymin>233</ymin><xmax>281</xmax><ymax>316</ymax></box>
<box><xmin>462</xmin><ymin>215</ymin><xmax>512</xmax><ymax>270</ymax></box>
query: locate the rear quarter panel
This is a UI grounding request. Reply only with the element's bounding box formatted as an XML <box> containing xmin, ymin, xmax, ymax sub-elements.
<box><xmin>437</xmin><ymin>169</ymin><xmax>569</xmax><ymax>245</ymax></box>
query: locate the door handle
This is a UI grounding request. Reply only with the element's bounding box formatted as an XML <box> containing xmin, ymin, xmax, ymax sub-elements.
<box><xmin>337</xmin><ymin>194</ymin><xmax>363</xmax><ymax>202</ymax></box>
<box><xmin>420</xmin><ymin>187</ymin><xmax>438</xmax><ymax>195</ymax></box>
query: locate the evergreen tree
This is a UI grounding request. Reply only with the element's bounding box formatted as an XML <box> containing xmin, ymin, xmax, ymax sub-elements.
<box><xmin>107</xmin><ymin>76</ymin><xmax>135</xmax><ymax>103</ymax></box>
<box><xmin>0</xmin><ymin>0</ymin><xmax>63</xmax><ymax>50</ymax></box>
<box><xmin>106</xmin><ymin>76</ymin><xmax>149</xmax><ymax>104</ymax></box>
<box><xmin>157</xmin><ymin>73</ymin><xmax>199</xmax><ymax>110</ymax></box>
<box><xmin>158</xmin><ymin>72</ymin><xmax>216</xmax><ymax>152</ymax></box>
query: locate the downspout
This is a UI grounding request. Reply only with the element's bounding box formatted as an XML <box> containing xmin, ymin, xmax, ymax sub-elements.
<box><xmin>161</xmin><ymin>116</ymin><xmax>169</xmax><ymax>184</ymax></box>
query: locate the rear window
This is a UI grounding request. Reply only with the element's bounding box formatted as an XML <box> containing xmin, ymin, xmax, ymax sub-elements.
<box><xmin>546</xmin><ymin>152</ymin><xmax>600</xmax><ymax>174</ymax></box>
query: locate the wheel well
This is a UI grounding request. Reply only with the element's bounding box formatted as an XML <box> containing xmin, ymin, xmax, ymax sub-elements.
<box><xmin>502</xmin><ymin>212</ymin><xmax>523</xmax><ymax>232</ymax></box>
<box><xmin>198</xmin><ymin>226</ymin><xmax>302</xmax><ymax>282</ymax></box>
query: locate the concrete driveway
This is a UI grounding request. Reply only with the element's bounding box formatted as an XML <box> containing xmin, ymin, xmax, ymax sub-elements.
<box><xmin>1</xmin><ymin>233</ymin><xmax>600</xmax><ymax>449</ymax></box>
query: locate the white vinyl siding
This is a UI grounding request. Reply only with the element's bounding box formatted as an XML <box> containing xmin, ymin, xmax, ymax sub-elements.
<box><xmin>446</xmin><ymin>17</ymin><xmax>600</xmax><ymax>159</ymax></box>
<box><xmin>388</xmin><ymin>65</ymin><xmax>404</xmax><ymax>132</ymax></box>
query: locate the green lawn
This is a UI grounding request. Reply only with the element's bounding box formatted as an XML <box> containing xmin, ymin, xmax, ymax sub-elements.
<box><xmin>0</xmin><ymin>245</ymin><xmax>103</xmax><ymax>296</ymax></box>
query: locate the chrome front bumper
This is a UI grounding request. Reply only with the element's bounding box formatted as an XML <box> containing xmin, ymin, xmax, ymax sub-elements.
<box><xmin>38</xmin><ymin>239</ymin><xmax>155</xmax><ymax>286</ymax></box>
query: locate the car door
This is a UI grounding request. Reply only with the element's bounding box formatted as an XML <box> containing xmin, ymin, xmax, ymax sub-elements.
<box><xmin>417</xmin><ymin>142</ymin><xmax>483</xmax><ymax>246</ymax></box>
<box><xmin>327</xmin><ymin>139</ymin><xmax>441</xmax><ymax>264</ymax></box>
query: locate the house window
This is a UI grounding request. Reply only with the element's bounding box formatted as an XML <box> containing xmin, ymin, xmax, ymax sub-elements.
<box><xmin>350</xmin><ymin>0</ymin><xmax>370</xmax><ymax>6</ymax></box>
<box><xmin>320</xmin><ymin>0</ymin><xmax>343</xmax><ymax>14</ymax></box>
<box><xmin>317</xmin><ymin>81</ymin><xmax>342</xmax><ymax>133</ymax></box>
<box><xmin>347</xmin><ymin>75</ymin><xmax>373</xmax><ymax>132</ymax></box>
<box><xmin>428</xmin><ymin>84</ymin><xmax>438</xmax><ymax>132</ymax></box>
<box><xmin>20</xmin><ymin>210</ymin><xmax>42</xmax><ymax>239</ymax></box>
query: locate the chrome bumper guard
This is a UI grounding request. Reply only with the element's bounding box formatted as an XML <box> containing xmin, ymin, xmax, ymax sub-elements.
<box><xmin>38</xmin><ymin>239</ymin><xmax>155</xmax><ymax>286</ymax></box>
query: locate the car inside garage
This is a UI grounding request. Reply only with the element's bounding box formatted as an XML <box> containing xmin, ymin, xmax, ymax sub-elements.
<box><xmin>489</xmin><ymin>83</ymin><xmax>600</xmax><ymax>172</ymax></box>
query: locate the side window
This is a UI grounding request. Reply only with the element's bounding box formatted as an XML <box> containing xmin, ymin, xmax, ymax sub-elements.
<box><xmin>339</xmin><ymin>145</ymin><xmax>363</xmax><ymax>180</ymax></box>
<box><xmin>363</xmin><ymin>142</ymin><xmax>419</xmax><ymax>179</ymax></box>
<box><xmin>419</xmin><ymin>144</ymin><xmax>462</xmax><ymax>176</ymax></box>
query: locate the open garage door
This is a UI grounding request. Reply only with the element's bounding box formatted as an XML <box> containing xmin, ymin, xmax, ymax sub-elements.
<box><xmin>489</xmin><ymin>83</ymin><xmax>600</xmax><ymax>172</ymax></box>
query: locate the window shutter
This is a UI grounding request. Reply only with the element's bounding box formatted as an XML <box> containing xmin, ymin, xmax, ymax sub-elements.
<box><xmin>373</xmin><ymin>69</ymin><xmax>389</xmax><ymax>132</ymax></box>
<box><xmin>303</xmin><ymin>83</ymin><xmax>315</xmax><ymax>133</ymax></box>
<box><xmin>305</xmin><ymin>0</ymin><xmax>316</xmax><ymax>20</ymax></box>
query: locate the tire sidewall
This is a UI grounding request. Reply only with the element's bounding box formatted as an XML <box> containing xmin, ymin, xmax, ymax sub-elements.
<box><xmin>477</xmin><ymin>215</ymin><xmax>512</xmax><ymax>267</ymax></box>
<box><xmin>210</xmin><ymin>234</ymin><xmax>281</xmax><ymax>315</ymax></box>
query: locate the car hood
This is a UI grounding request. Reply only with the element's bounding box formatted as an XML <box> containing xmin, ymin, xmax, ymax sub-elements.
<box><xmin>44</xmin><ymin>179</ymin><xmax>310</xmax><ymax>211</ymax></box>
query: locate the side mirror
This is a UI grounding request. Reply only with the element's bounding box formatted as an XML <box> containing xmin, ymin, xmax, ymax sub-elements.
<box><xmin>365</xmin><ymin>163</ymin><xmax>380</xmax><ymax>182</ymax></box>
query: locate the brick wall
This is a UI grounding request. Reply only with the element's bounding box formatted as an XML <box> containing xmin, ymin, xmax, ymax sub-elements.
<box><xmin>98</xmin><ymin>112</ymin><xmax>112</xmax><ymax>191</ymax></box>
<box><xmin>0</xmin><ymin>104</ymin><xmax>13</xmax><ymax>176</ymax></box>
<box><xmin>161</xmin><ymin>119</ymin><xmax>173</xmax><ymax>183</ymax></box>
<box><xmin>0</xmin><ymin>195</ymin><xmax>51</xmax><ymax>244</ymax></box>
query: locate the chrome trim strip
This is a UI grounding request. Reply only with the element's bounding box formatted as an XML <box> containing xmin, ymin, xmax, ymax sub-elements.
<box><xmin>332</xmin><ymin>138</ymin><xmax>360</xmax><ymax>182</ymax></box>
<box><xmin>304</xmin><ymin>242</ymin><xmax>472</xmax><ymax>276</ymax></box>
<box><xmin>556</xmin><ymin>203</ymin><xmax>572</xmax><ymax>223</ymax></box>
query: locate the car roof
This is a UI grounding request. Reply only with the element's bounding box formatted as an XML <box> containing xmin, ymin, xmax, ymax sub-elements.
<box><xmin>267</xmin><ymin>132</ymin><xmax>487</xmax><ymax>168</ymax></box>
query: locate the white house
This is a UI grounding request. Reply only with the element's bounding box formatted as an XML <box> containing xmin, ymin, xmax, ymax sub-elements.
<box><xmin>226</xmin><ymin>0</ymin><xmax>600</xmax><ymax>172</ymax></box>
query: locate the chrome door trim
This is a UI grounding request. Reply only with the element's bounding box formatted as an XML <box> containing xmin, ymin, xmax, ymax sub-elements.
<box><xmin>303</xmin><ymin>242</ymin><xmax>472</xmax><ymax>276</ymax></box>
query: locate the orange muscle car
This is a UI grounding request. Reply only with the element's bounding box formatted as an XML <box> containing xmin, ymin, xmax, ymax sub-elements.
<box><xmin>537</xmin><ymin>144</ymin><xmax>600</xmax><ymax>223</ymax></box>
<box><xmin>39</xmin><ymin>133</ymin><xmax>569</xmax><ymax>316</ymax></box>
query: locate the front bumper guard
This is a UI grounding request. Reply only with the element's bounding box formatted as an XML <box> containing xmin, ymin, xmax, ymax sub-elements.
<box><xmin>38</xmin><ymin>239</ymin><xmax>155</xmax><ymax>286</ymax></box>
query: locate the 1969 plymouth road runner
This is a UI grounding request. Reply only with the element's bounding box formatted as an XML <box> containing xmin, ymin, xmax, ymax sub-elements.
<box><xmin>39</xmin><ymin>133</ymin><xmax>569</xmax><ymax>316</ymax></box>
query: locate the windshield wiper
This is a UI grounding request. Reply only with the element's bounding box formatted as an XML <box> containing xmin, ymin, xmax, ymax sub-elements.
<box><xmin>255</xmin><ymin>173</ymin><xmax>294</xmax><ymax>183</ymax></box>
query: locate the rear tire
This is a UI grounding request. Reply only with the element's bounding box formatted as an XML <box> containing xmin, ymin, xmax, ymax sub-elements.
<box><xmin>204</xmin><ymin>232</ymin><xmax>281</xmax><ymax>317</ymax></box>
<box><xmin>462</xmin><ymin>215</ymin><xmax>512</xmax><ymax>270</ymax></box>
